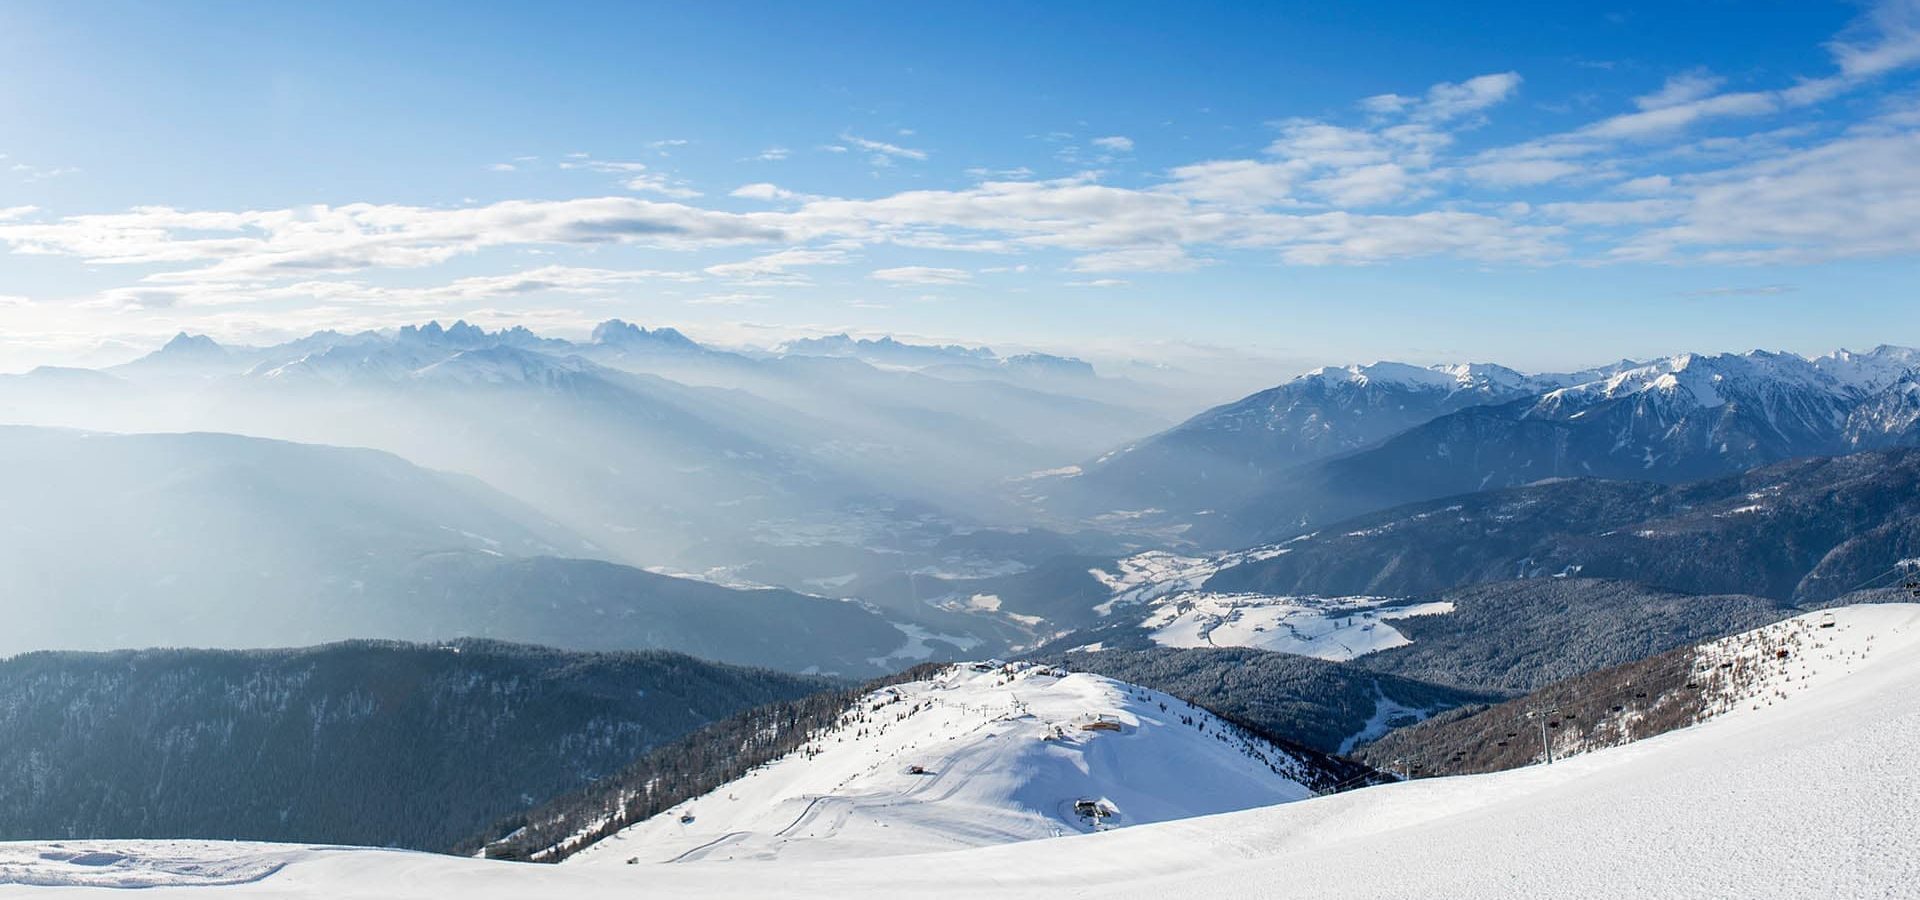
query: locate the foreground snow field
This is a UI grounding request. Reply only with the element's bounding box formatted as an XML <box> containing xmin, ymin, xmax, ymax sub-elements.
<box><xmin>5</xmin><ymin>604</ymin><xmax>1918</xmax><ymax>899</ymax></box>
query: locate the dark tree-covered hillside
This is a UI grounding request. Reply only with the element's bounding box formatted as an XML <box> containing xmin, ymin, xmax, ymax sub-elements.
<box><xmin>1042</xmin><ymin>647</ymin><xmax>1498</xmax><ymax>753</ymax></box>
<box><xmin>0</xmin><ymin>640</ymin><xmax>833</xmax><ymax>851</ymax></box>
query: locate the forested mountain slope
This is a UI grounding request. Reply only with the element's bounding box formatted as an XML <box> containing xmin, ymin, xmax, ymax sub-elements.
<box><xmin>0</xmin><ymin>641</ymin><xmax>831</xmax><ymax>851</ymax></box>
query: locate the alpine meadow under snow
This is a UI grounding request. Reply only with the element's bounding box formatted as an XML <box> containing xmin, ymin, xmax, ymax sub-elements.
<box><xmin>5</xmin><ymin>1</ymin><xmax>1920</xmax><ymax>897</ymax></box>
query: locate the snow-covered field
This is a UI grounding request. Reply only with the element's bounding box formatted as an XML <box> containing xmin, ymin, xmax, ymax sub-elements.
<box><xmin>1086</xmin><ymin>547</ymin><xmax>1451</xmax><ymax>660</ymax></box>
<box><xmin>1141</xmin><ymin>594</ymin><xmax>1453</xmax><ymax>660</ymax></box>
<box><xmin>6</xmin><ymin>604</ymin><xmax>1919</xmax><ymax>898</ymax></box>
<box><xmin>1088</xmin><ymin>546</ymin><xmax>1293</xmax><ymax>614</ymax></box>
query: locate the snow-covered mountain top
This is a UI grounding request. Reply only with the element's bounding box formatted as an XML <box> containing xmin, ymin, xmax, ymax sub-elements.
<box><xmin>1296</xmin><ymin>360</ymin><xmax>1536</xmax><ymax>394</ymax></box>
<box><xmin>1812</xmin><ymin>344</ymin><xmax>1920</xmax><ymax>393</ymax></box>
<box><xmin>1529</xmin><ymin>345</ymin><xmax>1920</xmax><ymax>413</ymax></box>
<box><xmin>1290</xmin><ymin>345</ymin><xmax>1920</xmax><ymax>409</ymax></box>
<box><xmin>14</xmin><ymin>604</ymin><xmax>1918</xmax><ymax>897</ymax></box>
<box><xmin>565</xmin><ymin>663</ymin><xmax>1323</xmax><ymax>865</ymax></box>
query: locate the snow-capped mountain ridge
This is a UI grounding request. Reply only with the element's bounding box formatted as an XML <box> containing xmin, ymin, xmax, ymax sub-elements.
<box><xmin>563</xmin><ymin>662</ymin><xmax>1343</xmax><ymax>865</ymax></box>
<box><xmin>1051</xmin><ymin>343</ymin><xmax>1920</xmax><ymax>541</ymax></box>
<box><xmin>1298</xmin><ymin>360</ymin><xmax>1551</xmax><ymax>395</ymax></box>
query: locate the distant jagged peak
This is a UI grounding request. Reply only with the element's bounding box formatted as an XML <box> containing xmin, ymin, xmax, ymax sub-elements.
<box><xmin>780</xmin><ymin>332</ymin><xmax>997</xmax><ymax>364</ymax></box>
<box><xmin>1002</xmin><ymin>351</ymin><xmax>1096</xmax><ymax>378</ymax></box>
<box><xmin>113</xmin><ymin>330</ymin><xmax>238</xmax><ymax>375</ymax></box>
<box><xmin>590</xmin><ymin>318</ymin><xmax>701</xmax><ymax>350</ymax></box>
<box><xmin>155</xmin><ymin>331</ymin><xmax>228</xmax><ymax>357</ymax></box>
<box><xmin>396</xmin><ymin>318</ymin><xmax>489</xmax><ymax>347</ymax></box>
<box><xmin>384</xmin><ymin>319</ymin><xmax>575</xmax><ymax>353</ymax></box>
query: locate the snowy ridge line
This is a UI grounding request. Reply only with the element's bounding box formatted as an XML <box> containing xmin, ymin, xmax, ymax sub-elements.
<box><xmin>561</xmin><ymin>661</ymin><xmax>1377</xmax><ymax>867</ymax></box>
<box><xmin>463</xmin><ymin>663</ymin><xmax>951</xmax><ymax>863</ymax></box>
<box><xmin>1358</xmin><ymin>605</ymin><xmax>1920</xmax><ymax>778</ymax></box>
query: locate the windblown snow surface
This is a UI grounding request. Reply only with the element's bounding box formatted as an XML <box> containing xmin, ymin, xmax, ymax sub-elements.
<box><xmin>5</xmin><ymin>605</ymin><xmax>1919</xmax><ymax>898</ymax></box>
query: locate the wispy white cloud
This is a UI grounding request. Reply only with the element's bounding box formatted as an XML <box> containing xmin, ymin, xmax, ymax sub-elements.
<box><xmin>560</xmin><ymin>157</ymin><xmax>702</xmax><ymax>197</ymax></box>
<box><xmin>1070</xmin><ymin>246</ymin><xmax>1208</xmax><ymax>273</ymax></box>
<box><xmin>1634</xmin><ymin>70</ymin><xmax>1725</xmax><ymax>111</ymax></box>
<box><xmin>82</xmin><ymin>265</ymin><xmax>700</xmax><ymax>312</ymax></box>
<box><xmin>731</xmin><ymin>182</ymin><xmax>813</xmax><ymax>202</ymax></box>
<box><xmin>870</xmin><ymin>265</ymin><xmax>971</xmax><ymax>285</ymax></box>
<box><xmin>1828</xmin><ymin>0</ymin><xmax>1920</xmax><ymax>78</ymax></box>
<box><xmin>841</xmin><ymin>133</ymin><xmax>928</xmax><ymax>167</ymax></box>
<box><xmin>1363</xmin><ymin>71</ymin><xmax>1521</xmax><ymax>123</ymax></box>
<box><xmin>705</xmin><ymin>247</ymin><xmax>852</xmax><ymax>283</ymax></box>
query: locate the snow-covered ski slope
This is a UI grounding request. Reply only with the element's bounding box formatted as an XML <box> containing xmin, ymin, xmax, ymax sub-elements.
<box><xmin>6</xmin><ymin>604</ymin><xmax>1919</xmax><ymax>898</ymax></box>
<box><xmin>569</xmin><ymin>665</ymin><xmax>1322</xmax><ymax>864</ymax></box>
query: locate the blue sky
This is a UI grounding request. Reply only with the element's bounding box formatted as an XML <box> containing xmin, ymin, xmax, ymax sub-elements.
<box><xmin>2</xmin><ymin>0</ymin><xmax>1919</xmax><ymax>373</ymax></box>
